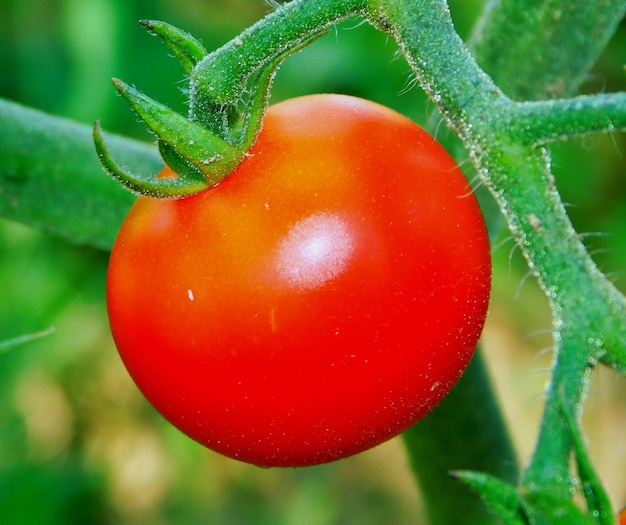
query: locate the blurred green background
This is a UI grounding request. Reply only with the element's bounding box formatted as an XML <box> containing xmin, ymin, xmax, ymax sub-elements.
<box><xmin>1</xmin><ymin>1</ymin><xmax>625</xmax><ymax>523</ymax></box>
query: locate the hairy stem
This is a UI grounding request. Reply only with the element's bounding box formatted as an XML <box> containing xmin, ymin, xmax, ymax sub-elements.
<box><xmin>508</xmin><ymin>93</ymin><xmax>626</xmax><ymax>145</ymax></box>
<box><xmin>374</xmin><ymin>0</ymin><xmax>626</xmax><ymax>503</ymax></box>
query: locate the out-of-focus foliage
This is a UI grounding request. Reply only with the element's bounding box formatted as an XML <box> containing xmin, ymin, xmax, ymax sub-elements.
<box><xmin>0</xmin><ymin>1</ymin><xmax>625</xmax><ymax>523</ymax></box>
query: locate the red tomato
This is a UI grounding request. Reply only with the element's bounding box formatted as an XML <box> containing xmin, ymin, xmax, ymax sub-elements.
<box><xmin>107</xmin><ymin>94</ymin><xmax>491</xmax><ymax>467</ymax></box>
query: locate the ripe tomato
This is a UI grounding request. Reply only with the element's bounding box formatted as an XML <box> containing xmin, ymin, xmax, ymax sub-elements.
<box><xmin>107</xmin><ymin>94</ymin><xmax>491</xmax><ymax>467</ymax></box>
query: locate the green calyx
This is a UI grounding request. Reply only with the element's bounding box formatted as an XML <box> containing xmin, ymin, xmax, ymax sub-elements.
<box><xmin>94</xmin><ymin>79</ymin><xmax>245</xmax><ymax>198</ymax></box>
<box><xmin>94</xmin><ymin>18</ymin><xmax>306</xmax><ymax>198</ymax></box>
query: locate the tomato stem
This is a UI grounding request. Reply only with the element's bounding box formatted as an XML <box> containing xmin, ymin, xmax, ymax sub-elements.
<box><xmin>505</xmin><ymin>93</ymin><xmax>626</xmax><ymax>146</ymax></box>
<box><xmin>95</xmin><ymin>1</ymin><xmax>371</xmax><ymax>197</ymax></box>
<box><xmin>559</xmin><ymin>390</ymin><xmax>615</xmax><ymax>525</ymax></box>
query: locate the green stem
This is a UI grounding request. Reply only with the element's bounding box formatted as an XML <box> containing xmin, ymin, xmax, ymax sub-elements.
<box><xmin>508</xmin><ymin>93</ymin><xmax>626</xmax><ymax>145</ymax></box>
<box><xmin>465</xmin><ymin>0</ymin><xmax>626</xmax><ymax>501</ymax></box>
<box><xmin>0</xmin><ymin>97</ymin><xmax>159</xmax><ymax>249</ymax></box>
<box><xmin>521</xmin><ymin>321</ymin><xmax>593</xmax><ymax>495</ymax></box>
<box><xmin>189</xmin><ymin>0</ymin><xmax>368</xmax><ymax>137</ymax></box>
<box><xmin>560</xmin><ymin>389</ymin><xmax>615</xmax><ymax>525</ymax></box>
<box><xmin>373</xmin><ymin>0</ymin><xmax>506</xmax><ymax>128</ymax></box>
<box><xmin>469</xmin><ymin>0</ymin><xmax>626</xmax><ymax>100</ymax></box>
<box><xmin>473</xmin><ymin>137</ymin><xmax>626</xmax><ymax>494</ymax></box>
<box><xmin>402</xmin><ymin>349</ymin><xmax>518</xmax><ymax>525</ymax></box>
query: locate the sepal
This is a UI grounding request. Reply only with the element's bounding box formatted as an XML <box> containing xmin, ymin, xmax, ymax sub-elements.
<box><xmin>93</xmin><ymin>121</ymin><xmax>208</xmax><ymax>198</ymax></box>
<box><xmin>112</xmin><ymin>78</ymin><xmax>245</xmax><ymax>188</ymax></box>
<box><xmin>139</xmin><ymin>19</ymin><xmax>207</xmax><ymax>75</ymax></box>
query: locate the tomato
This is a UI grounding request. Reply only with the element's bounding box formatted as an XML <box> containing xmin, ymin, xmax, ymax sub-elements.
<box><xmin>107</xmin><ymin>94</ymin><xmax>491</xmax><ymax>467</ymax></box>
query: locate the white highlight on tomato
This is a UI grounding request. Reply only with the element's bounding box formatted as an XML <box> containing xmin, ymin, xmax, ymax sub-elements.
<box><xmin>275</xmin><ymin>212</ymin><xmax>355</xmax><ymax>291</ymax></box>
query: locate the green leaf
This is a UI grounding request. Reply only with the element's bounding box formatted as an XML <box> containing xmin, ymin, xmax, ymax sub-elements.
<box><xmin>523</xmin><ymin>489</ymin><xmax>595</xmax><ymax>525</ymax></box>
<box><xmin>453</xmin><ymin>471</ymin><xmax>528</xmax><ymax>525</ymax></box>
<box><xmin>0</xmin><ymin>97</ymin><xmax>161</xmax><ymax>250</ymax></box>
<box><xmin>456</xmin><ymin>471</ymin><xmax>597</xmax><ymax>525</ymax></box>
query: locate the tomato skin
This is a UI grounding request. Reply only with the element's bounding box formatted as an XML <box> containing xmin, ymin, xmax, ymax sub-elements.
<box><xmin>107</xmin><ymin>94</ymin><xmax>491</xmax><ymax>467</ymax></box>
